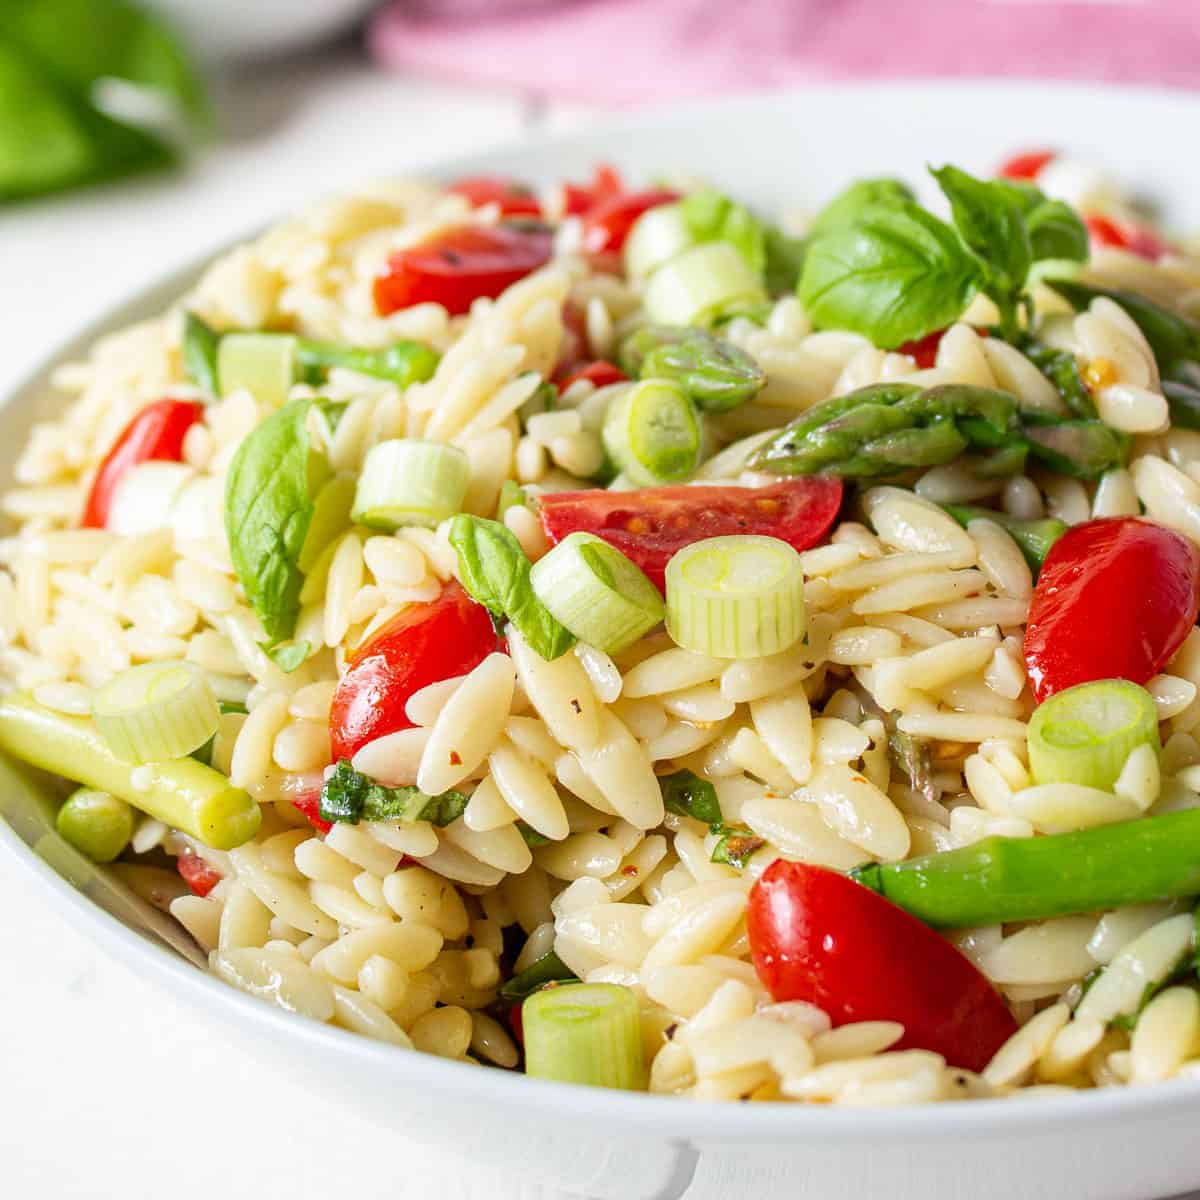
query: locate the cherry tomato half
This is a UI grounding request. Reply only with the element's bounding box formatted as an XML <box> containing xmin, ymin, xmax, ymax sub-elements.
<box><xmin>329</xmin><ymin>582</ymin><xmax>498</xmax><ymax>761</ymax></box>
<box><xmin>537</xmin><ymin>478</ymin><xmax>844</xmax><ymax>591</ymax></box>
<box><xmin>562</xmin><ymin>163</ymin><xmax>624</xmax><ymax>217</ymax></box>
<box><xmin>1024</xmin><ymin>517</ymin><xmax>1200</xmax><ymax>702</ymax></box>
<box><xmin>896</xmin><ymin>328</ymin><xmax>948</xmax><ymax>369</ymax></box>
<box><xmin>1085</xmin><ymin>214</ymin><xmax>1169</xmax><ymax>262</ymax></box>
<box><xmin>747</xmin><ymin>861</ymin><xmax>1017</xmax><ymax>1073</ymax></box>
<box><xmin>448</xmin><ymin>176</ymin><xmax>542</xmax><ymax>217</ymax></box>
<box><xmin>176</xmin><ymin>851</ymin><xmax>223</xmax><ymax>898</ymax></box>
<box><xmin>581</xmin><ymin>189</ymin><xmax>681</xmax><ymax>259</ymax></box>
<box><xmin>997</xmin><ymin>149</ymin><xmax>1056</xmax><ymax>181</ymax></box>
<box><xmin>81</xmin><ymin>399</ymin><xmax>204</xmax><ymax>528</ymax></box>
<box><xmin>556</xmin><ymin>361</ymin><xmax>628</xmax><ymax>394</ymax></box>
<box><xmin>374</xmin><ymin>224</ymin><xmax>555</xmax><ymax>317</ymax></box>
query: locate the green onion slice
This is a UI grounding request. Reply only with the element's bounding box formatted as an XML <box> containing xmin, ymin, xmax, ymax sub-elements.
<box><xmin>523</xmin><ymin>983</ymin><xmax>647</xmax><ymax>1090</ymax></box>
<box><xmin>55</xmin><ymin>788</ymin><xmax>134</xmax><ymax>863</ymax></box>
<box><xmin>217</xmin><ymin>332</ymin><xmax>297</xmax><ymax>407</ymax></box>
<box><xmin>601</xmin><ymin>379</ymin><xmax>701</xmax><ymax>486</ymax></box>
<box><xmin>666</xmin><ymin>534</ymin><xmax>806</xmax><ymax>659</ymax></box>
<box><xmin>529</xmin><ymin>532</ymin><xmax>665</xmax><ymax>654</ymax></box>
<box><xmin>623</xmin><ymin>202</ymin><xmax>693</xmax><ymax>280</ymax></box>
<box><xmin>92</xmin><ymin>662</ymin><xmax>221</xmax><ymax>765</ymax></box>
<box><xmin>351</xmin><ymin>439</ymin><xmax>469</xmax><ymax>531</ymax></box>
<box><xmin>642</xmin><ymin>241</ymin><xmax>767</xmax><ymax>327</ymax></box>
<box><xmin>1028</xmin><ymin>679</ymin><xmax>1161</xmax><ymax>792</ymax></box>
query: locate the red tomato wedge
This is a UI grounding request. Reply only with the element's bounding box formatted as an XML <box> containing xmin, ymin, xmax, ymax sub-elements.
<box><xmin>290</xmin><ymin>790</ymin><xmax>332</xmax><ymax>835</ymax></box>
<box><xmin>896</xmin><ymin>328</ymin><xmax>948</xmax><ymax>369</ymax></box>
<box><xmin>81</xmin><ymin>399</ymin><xmax>204</xmax><ymax>528</ymax></box>
<box><xmin>374</xmin><ymin>224</ymin><xmax>555</xmax><ymax>317</ymax></box>
<box><xmin>537</xmin><ymin>478</ymin><xmax>844</xmax><ymax>591</ymax></box>
<box><xmin>329</xmin><ymin>582</ymin><xmax>498</xmax><ymax>761</ymax></box>
<box><xmin>1024</xmin><ymin>517</ymin><xmax>1200</xmax><ymax>702</ymax></box>
<box><xmin>556</xmin><ymin>361</ymin><xmax>628</xmax><ymax>394</ymax></box>
<box><xmin>997</xmin><ymin>149</ymin><xmax>1056</xmax><ymax>180</ymax></box>
<box><xmin>581</xmin><ymin>189</ymin><xmax>681</xmax><ymax>258</ymax></box>
<box><xmin>562</xmin><ymin>163</ymin><xmax>624</xmax><ymax>216</ymax></box>
<box><xmin>176</xmin><ymin>851</ymin><xmax>222</xmax><ymax>898</ymax></box>
<box><xmin>748</xmin><ymin>861</ymin><xmax>1017</xmax><ymax>1073</ymax></box>
<box><xmin>447</xmin><ymin>176</ymin><xmax>542</xmax><ymax>217</ymax></box>
<box><xmin>1084</xmin><ymin>214</ymin><xmax>1169</xmax><ymax>262</ymax></box>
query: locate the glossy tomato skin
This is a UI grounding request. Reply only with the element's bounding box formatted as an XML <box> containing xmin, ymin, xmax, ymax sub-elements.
<box><xmin>747</xmin><ymin>861</ymin><xmax>1017</xmax><ymax>1073</ymax></box>
<box><xmin>562</xmin><ymin>163</ymin><xmax>624</xmax><ymax>216</ymax></box>
<box><xmin>1025</xmin><ymin>517</ymin><xmax>1200</xmax><ymax>702</ymax></box>
<box><xmin>329</xmin><ymin>582</ymin><xmax>497</xmax><ymax>761</ymax></box>
<box><xmin>897</xmin><ymin>328</ymin><xmax>948</xmax><ymax>369</ymax></box>
<box><xmin>537</xmin><ymin>478</ymin><xmax>844</xmax><ymax>591</ymax></box>
<box><xmin>82</xmin><ymin>399</ymin><xmax>204</xmax><ymax>528</ymax></box>
<box><xmin>373</xmin><ymin>224</ymin><xmax>555</xmax><ymax>316</ymax></box>
<box><xmin>290</xmin><ymin>790</ymin><xmax>332</xmax><ymax>835</ymax></box>
<box><xmin>581</xmin><ymin>189</ymin><xmax>681</xmax><ymax>258</ymax></box>
<box><xmin>997</xmin><ymin>149</ymin><xmax>1056</xmax><ymax>180</ymax></box>
<box><xmin>556</xmin><ymin>360</ymin><xmax>628</xmax><ymax>393</ymax></box>
<box><xmin>447</xmin><ymin>176</ymin><xmax>542</xmax><ymax>217</ymax></box>
<box><xmin>176</xmin><ymin>851</ymin><xmax>222</xmax><ymax>898</ymax></box>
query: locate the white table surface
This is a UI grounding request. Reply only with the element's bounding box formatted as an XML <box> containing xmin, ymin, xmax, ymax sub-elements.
<box><xmin>0</xmin><ymin>49</ymin><xmax>589</xmax><ymax>1200</ymax></box>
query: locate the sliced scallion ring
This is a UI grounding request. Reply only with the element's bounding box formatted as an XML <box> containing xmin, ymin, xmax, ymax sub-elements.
<box><xmin>666</xmin><ymin>534</ymin><xmax>806</xmax><ymax>659</ymax></box>
<box><xmin>217</xmin><ymin>333</ymin><xmax>297</xmax><ymax>407</ymax></box>
<box><xmin>601</xmin><ymin>379</ymin><xmax>701</xmax><ymax>486</ymax></box>
<box><xmin>1028</xmin><ymin>679</ymin><xmax>1161</xmax><ymax>792</ymax></box>
<box><xmin>92</xmin><ymin>662</ymin><xmax>221</xmax><ymax>764</ymax></box>
<box><xmin>351</xmin><ymin>439</ymin><xmax>469</xmax><ymax>531</ymax></box>
<box><xmin>522</xmin><ymin>983</ymin><xmax>647</xmax><ymax>1090</ymax></box>
<box><xmin>642</xmin><ymin>241</ymin><xmax>767</xmax><ymax>327</ymax></box>
<box><xmin>529</xmin><ymin>532</ymin><xmax>665</xmax><ymax>654</ymax></box>
<box><xmin>623</xmin><ymin>202</ymin><xmax>693</xmax><ymax>280</ymax></box>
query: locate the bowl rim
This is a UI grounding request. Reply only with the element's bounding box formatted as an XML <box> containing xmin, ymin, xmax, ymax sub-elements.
<box><xmin>6</xmin><ymin>77</ymin><xmax>1200</xmax><ymax>1140</ymax></box>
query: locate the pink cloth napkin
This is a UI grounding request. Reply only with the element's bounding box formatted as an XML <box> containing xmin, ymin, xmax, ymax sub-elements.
<box><xmin>370</xmin><ymin>0</ymin><xmax>1200</xmax><ymax>108</ymax></box>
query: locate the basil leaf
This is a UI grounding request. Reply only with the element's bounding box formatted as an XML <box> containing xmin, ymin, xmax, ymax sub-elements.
<box><xmin>318</xmin><ymin>759</ymin><xmax>467</xmax><ymax>826</ymax></box>
<box><xmin>807</xmin><ymin>177</ymin><xmax>915</xmax><ymax>239</ymax></box>
<box><xmin>681</xmin><ymin>189</ymin><xmax>767</xmax><ymax>275</ymax></box>
<box><xmin>709</xmin><ymin>825</ymin><xmax>766</xmax><ymax>870</ymax></box>
<box><xmin>1044</xmin><ymin>279</ymin><xmax>1200</xmax><ymax>373</ymax></box>
<box><xmin>313</xmin><ymin>399</ymin><xmax>349</xmax><ymax>439</ymax></box>
<box><xmin>931</xmin><ymin>164</ymin><xmax>1031</xmax><ymax>337</ymax></box>
<box><xmin>659</xmin><ymin>769</ymin><xmax>722</xmax><ymax>825</ymax></box>
<box><xmin>182</xmin><ymin>313</ymin><xmax>221</xmax><ymax>396</ymax></box>
<box><xmin>799</xmin><ymin>200</ymin><xmax>983</xmax><ymax>349</ymax></box>
<box><xmin>259</xmin><ymin>639</ymin><xmax>311</xmax><ymax>674</ymax></box>
<box><xmin>447</xmin><ymin>515</ymin><xmax>575</xmax><ymax>661</ymax></box>
<box><xmin>224</xmin><ymin>398</ymin><xmax>319</xmax><ymax>643</ymax></box>
<box><xmin>763</xmin><ymin>225</ymin><xmax>808</xmax><ymax>296</ymax></box>
<box><xmin>1023</xmin><ymin>197</ymin><xmax>1088</xmax><ymax>264</ymax></box>
<box><xmin>219</xmin><ymin>700</ymin><xmax>249</xmax><ymax>716</ymax></box>
<box><xmin>516</xmin><ymin>820</ymin><xmax>550</xmax><ymax>848</ymax></box>
<box><xmin>498</xmin><ymin>950</ymin><xmax>578</xmax><ymax>1003</ymax></box>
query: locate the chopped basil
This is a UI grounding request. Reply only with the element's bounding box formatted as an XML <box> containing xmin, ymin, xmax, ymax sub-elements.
<box><xmin>709</xmin><ymin>825</ymin><xmax>766</xmax><ymax>870</ymax></box>
<box><xmin>218</xmin><ymin>700</ymin><xmax>249</xmax><ymax>716</ymax></box>
<box><xmin>224</xmin><ymin>398</ymin><xmax>323</xmax><ymax>643</ymax></box>
<box><xmin>182</xmin><ymin>313</ymin><xmax>221</xmax><ymax>396</ymax></box>
<box><xmin>313</xmin><ymin>399</ymin><xmax>350</xmax><ymax>440</ymax></box>
<box><xmin>497</xmin><ymin>950</ymin><xmax>578</xmax><ymax>1003</ymax></box>
<box><xmin>259</xmin><ymin>639</ymin><xmax>312</xmax><ymax>674</ymax></box>
<box><xmin>659</xmin><ymin>769</ymin><xmax>723</xmax><ymax>825</ymax></box>
<box><xmin>318</xmin><ymin>759</ymin><xmax>468</xmax><ymax>827</ymax></box>
<box><xmin>517</xmin><ymin>821</ymin><xmax>550</xmax><ymax>847</ymax></box>
<box><xmin>447</xmin><ymin>515</ymin><xmax>575</xmax><ymax>661</ymax></box>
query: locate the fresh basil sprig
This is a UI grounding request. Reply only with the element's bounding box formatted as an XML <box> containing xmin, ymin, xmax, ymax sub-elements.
<box><xmin>806</xmin><ymin>178</ymin><xmax>916</xmax><ymax>239</ymax></box>
<box><xmin>447</xmin><ymin>515</ymin><xmax>575</xmax><ymax>661</ymax></box>
<box><xmin>224</xmin><ymin>398</ymin><xmax>326</xmax><ymax>644</ymax></box>
<box><xmin>659</xmin><ymin>769</ymin><xmax>723</xmax><ymax>825</ymax></box>
<box><xmin>319</xmin><ymin>759</ymin><xmax>468</xmax><ymax>827</ymax></box>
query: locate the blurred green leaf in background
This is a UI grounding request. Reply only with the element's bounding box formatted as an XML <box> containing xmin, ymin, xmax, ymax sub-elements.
<box><xmin>0</xmin><ymin>0</ymin><xmax>210</xmax><ymax>203</ymax></box>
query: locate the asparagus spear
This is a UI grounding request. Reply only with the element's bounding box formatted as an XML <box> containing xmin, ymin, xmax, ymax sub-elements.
<box><xmin>0</xmin><ymin>693</ymin><xmax>260</xmax><ymax>850</ymax></box>
<box><xmin>55</xmin><ymin>788</ymin><xmax>134</xmax><ymax>863</ymax></box>
<box><xmin>851</xmin><ymin>809</ymin><xmax>1200</xmax><ymax>929</ymax></box>
<box><xmin>295</xmin><ymin>339</ymin><xmax>439</xmax><ymax>389</ymax></box>
<box><xmin>941</xmin><ymin>504</ymin><xmax>1067</xmax><ymax>573</ymax></box>
<box><xmin>1021</xmin><ymin>418</ymin><xmax>1129</xmax><ymax>480</ymax></box>
<box><xmin>1164</xmin><ymin>379</ymin><xmax>1200</xmax><ymax>431</ymax></box>
<box><xmin>618</xmin><ymin>325</ymin><xmax>765</xmax><ymax>412</ymax></box>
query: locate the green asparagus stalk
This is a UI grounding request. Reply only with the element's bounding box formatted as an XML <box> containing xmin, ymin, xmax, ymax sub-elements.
<box><xmin>1044</xmin><ymin>278</ymin><xmax>1200</xmax><ymax>374</ymax></box>
<box><xmin>1022</xmin><ymin>418</ymin><xmax>1129</xmax><ymax>480</ymax></box>
<box><xmin>749</xmin><ymin>382</ymin><xmax>1018</xmax><ymax>477</ymax></box>
<box><xmin>1021</xmin><ymin>342</ymin><xmax>1097</xmax><ymax>419</ymax></box>
<box><xmin>55</xmin><ymin>788</ymin><xmax>134</xmax><ymax>863</ymax></box>
<box><xmin>617</xmin><ymin>325</ymin><xmax>765</xmax><ymax>412</ymax></box>
<box><xmin>1164</xmin><ymin>379</ymin><xmax>1200</xmax><ymax>431</ymax></box>
<box><xmin>295</xmin><ymin>339</ymin><xmax>439</xmax><ymax>389</ymax></box>
<box><xmin>851</xmin><ymin>809</ymin><xmax>1200</xmax><ymax>929</ymax></box>
<box><xmin>0</xmin><ymin>693</ymin><xmax>260</xmax><ymax>850</ymax></box>
<box><xmin>941</xmin><ymin>504</ymin><xmax>1067</xmax><ymax>573</ymax></box>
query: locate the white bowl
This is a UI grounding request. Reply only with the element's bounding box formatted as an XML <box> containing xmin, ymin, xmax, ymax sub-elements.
<box><xmin>5</xmin><ymin>82</ymin><xmax>1200</xmax><ymax>1200</ymax></box>
<box><xmin>144</xmin><ymin>0</ymin><xmax>380</xmax><ymax>61</ymax></box>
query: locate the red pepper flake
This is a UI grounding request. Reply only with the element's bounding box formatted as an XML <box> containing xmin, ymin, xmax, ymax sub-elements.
<box><xmin>621</xmin><ymin>865</ymin><xmax>639</xmax><ymax>877</ymax></box>
<box><xmin>449</xmin><ymin>750</ymin><xmax>463</xmax><ymax>766</ymax></box>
